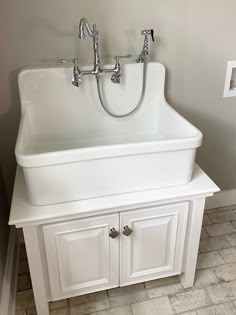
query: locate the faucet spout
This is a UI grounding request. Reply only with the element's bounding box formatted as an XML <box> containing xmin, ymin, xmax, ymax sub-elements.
<box><xmin>78</xmin><ymin>17</ymin><xmax>101</xmax><ymax>76</ymax></box>
<box><xmin>78</xmin><ymin>18</ymin><xmax>97</xmax><ymax>39</ymax></box>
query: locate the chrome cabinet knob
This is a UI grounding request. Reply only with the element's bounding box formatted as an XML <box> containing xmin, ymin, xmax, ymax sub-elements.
<box><xmin>109</xmin><ymin>228</ymin><xmax>119</xmax><ymax>239</ymax></box>
<box><xmin>123</xmin><ymin>225</ymin><xmax>133</xmax><ymax>236</ymax></box>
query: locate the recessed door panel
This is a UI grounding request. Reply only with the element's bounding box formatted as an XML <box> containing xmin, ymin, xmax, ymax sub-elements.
<box><xmin>43</xmin><ymin>214</ymin><xmax>119</xmax><ymax>299</ymax></box>
<box><xmin>57</xmin><ymin>226</ymin><xmax>109</xmax><ymax>287</ymax></box>
<box><xmin>120</xmin><ymin>202</ymin><xmax>188</xmax><ymax>286</ymax></box>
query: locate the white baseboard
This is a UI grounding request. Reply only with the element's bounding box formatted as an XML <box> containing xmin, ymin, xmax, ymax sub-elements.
<box><xmin>205</xmin><ymin>189</ymin><xmax>236</xmax><ymax>210</ymax></box>
<box><xmin>0</xmin><ymin>226</ymin><xmax>20</xmax><ymax>315</ymax></box>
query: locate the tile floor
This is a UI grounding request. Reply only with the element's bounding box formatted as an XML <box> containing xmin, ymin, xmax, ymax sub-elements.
<box><xmin>16</xmin><ymin>205</ymin><xmax>236</xmax><ymax>315</ymax></box>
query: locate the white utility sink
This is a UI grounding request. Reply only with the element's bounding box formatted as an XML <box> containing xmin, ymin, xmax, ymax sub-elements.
<box><xmin>15</xmin><ymin>62</ymin><xmax>202</xmax><ymax>205</ymax></box>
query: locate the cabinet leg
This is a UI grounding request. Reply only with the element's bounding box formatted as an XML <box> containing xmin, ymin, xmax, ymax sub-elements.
<box><xmin>23</xmin><ymin>226</ymin><xmax>50</xmax><ymax>315</ymax></box>
<box><xmin>180</xmin><ymin>198</ymin><xmax>205</xmax><ymax>289</ymax></box>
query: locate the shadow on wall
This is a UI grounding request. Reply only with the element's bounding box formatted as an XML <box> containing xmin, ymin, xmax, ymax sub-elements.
<box><xmin>0</xmin><ymin>165</ymin><xmax>10</xmax><ymax>297</ymax></box>
<box><xmin>169</xmin><ymin>105</ymin><xmax>236</xmax><ymax>191</ymax></box>
<box><xmin>0</xmin><ymin>69</ymin><xmax>21</xmax><ymax>201</ymax></box>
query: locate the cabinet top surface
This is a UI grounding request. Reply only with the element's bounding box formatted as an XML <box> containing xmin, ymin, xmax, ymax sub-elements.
<box><xmin>9</xmin><ymin>164</ymin><xmax>219</xmax><ymax>227</ymax></box>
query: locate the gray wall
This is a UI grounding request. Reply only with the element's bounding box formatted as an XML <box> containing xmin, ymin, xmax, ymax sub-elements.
<box><xmin>0</xmin><ymin>0</ymin><xmax>236</xmax><ymax>196</ymax></box>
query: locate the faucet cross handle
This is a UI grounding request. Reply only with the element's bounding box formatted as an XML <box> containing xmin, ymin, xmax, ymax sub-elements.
<box><xmin>58</xmin><ymin>58</ymin><xmax>82</xmax><ymax>87</ymax></box>
<box><xmin>113</xmin><ymin>54</ymin><xmax>132</xmax><ymax>63</ymax></box>
<box><xmin>58</xmin><ymin>58</ymin><xmax>79</xmax><ymax>65</ymax></box>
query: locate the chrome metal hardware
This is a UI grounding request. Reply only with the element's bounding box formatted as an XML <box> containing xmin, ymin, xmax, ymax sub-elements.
<box><xmin>78</xmin><ymin>18</ymin><xmax>133</xmax><ymax>85</ymax></box>
<box><xmin>58</xmin><ymin>18</ymin><xmax>153</xmax><ymax>117</ymax></box>
<box><xmin>58</xmin><ymin>58</ymin><xmax>78</xmax><ymax>64</ymax></box>
<box><xmin>78</xmin><ymin>18</ymin><xmax>101</xmax><ymax>79</ymax></box>
<box><xmin>123</xmin><ymin>225</ymin><xmax>133</xmax><ymax>236</ymax></box>
<box><xmin>111</xmin><ymin>54</ymin><xmax>132</xmax><ymax>84</ymax></box>
<box><xmin>109</xmin><ymin>228</ymin><xmax>119</xmax><ymax>239</ymax></box>
<box><xmin>138</xmin><ymin>29</ymin><xmax>155</xmax><ymax>63</ymax></box>
<box><xmin>141</xmin><ymin>29</ymin><xmax>154</xmax><ymax>42</ymax></box>
<box><xmin>58</xmin><ymin>58</ymin><xmax>82</xmax><ymax>87</ymax></box>
<box><xmin>113</xmin><ymin>54</ymin><xmax>133</xmax><ymax>62</ymax></box>
<box><xmin>78</xmin><ymin>18</ymin><xmax>98</xmax><ymax>39</ymax></box>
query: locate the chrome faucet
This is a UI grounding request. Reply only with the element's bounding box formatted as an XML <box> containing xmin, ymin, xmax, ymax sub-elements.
<box><xmin>77</xmin><ymin>17</ymin><xmax>133</xmax><ymax>83</ymax></box>
<box><xmin>59</xmin><ymin>19</ymin><xmax>156</xmax><ymax>87</ymax></box>
<box><xmin>58</xmin><ymin>21</ymin><xmax>155</xmax><ymax>118</ymax></box>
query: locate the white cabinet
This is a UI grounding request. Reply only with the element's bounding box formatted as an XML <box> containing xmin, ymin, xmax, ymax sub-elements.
<box><xmin>43</xmin><ymin>202</ymin><xmax>188</xmax><ymax>300</ymax></box>
<box><xmin>120</xmin><ymin>202</ymin><xmax>189</xmax><ymax>286</ymax></box>
<box><xmin>10</xmin><ymin>165</ymin><xmax>219</xmax><ymax>315</ymax></box>
<box><xmin>43</xmin><ymin>214</ymin><xmax>119</xmax><ymax>299</ymax></box>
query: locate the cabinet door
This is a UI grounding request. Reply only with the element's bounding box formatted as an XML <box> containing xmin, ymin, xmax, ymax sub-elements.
<box><xmin>43</xmin><ymin>214</ymin><xmax>119</xmax><ymax>299</ymax></box>
<box><xmin>120</xmin><ymin>202</ymin><xmax>188</xmax><ymax>286</ymax></box>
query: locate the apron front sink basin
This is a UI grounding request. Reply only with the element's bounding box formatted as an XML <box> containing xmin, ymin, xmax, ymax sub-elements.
<box><xmin>15</xmin><ymin>62</ymin><xmax>202</xmax><ymax>205</ymax></box>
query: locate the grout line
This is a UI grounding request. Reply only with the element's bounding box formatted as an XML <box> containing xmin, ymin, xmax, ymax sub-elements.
<box><xmin>202</xmin><ymin>286</ymin><xmax>214</xmax><ymax>307</ymax></box>
<box><xmin>194</xmin><ymin>301</ymin><xmax>236</xmax><ymax>314</ymax></box>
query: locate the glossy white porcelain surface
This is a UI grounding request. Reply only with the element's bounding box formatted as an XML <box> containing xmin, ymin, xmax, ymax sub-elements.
<box><xmin>15</xmin><ymin>62</ymin><xmax>202</xmax><ymax>205</ymax></box>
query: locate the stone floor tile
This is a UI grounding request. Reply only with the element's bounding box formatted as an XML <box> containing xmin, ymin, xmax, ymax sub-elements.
<box><xmin>18</xmin><ymin>259</ymin><xmax>30</xmax><ymax>274</ymax></box>
<box><xmin>232</xmin><ymin>221</ymin><xmax>236</xmax><ymax>228</ymax></box>
<box><xmin>49</xmin><ymin>299</ymin><xmax>68</xmax><ymax>310</ymax></box>
<box><xmin>169</xmin><ymin>289</ymin><xmax>211</xmax><ymax>313</ymax></box>
<box><xmin>225</xmin><ymin>233</ymin><xmax>236</xmax><ymax>246</ymax></box>
<box><xmin>206</xmin><ymin>280</ymin><xmax>236</xmax><ymax>303</ymax></box>
<box><xmin>108</xmin><ymin>283</ymin><xmax>144</xmax><ymax>297</ymax></box>
<box><xmin>200</xmin><ymin>228</ymin><xmax>209</xmax><ymax>239</ymax></box>
<box><xmin>196</xmin><ymin>302</ymin><xmax>236</xmax><ymax>315</ymax></box>
<box><xmin>208</xmin><ymin>210</ymin><xmax>236</xmax><ymax>223</ymax></box>
<box><xmin>70</xmin><ymin>299</ymin><xmax>110</xmax><ymax>315</ymax></box>
<box><xmin>17</xmin><ymin>274</ymin><xmax>28</xmax><ymax>291</ymax></box>
<box><xmin>35</xmin><ymin>308</ymin><xmax>69</xmax><ymax>315</ymax></box>
<box><xmin>15</xmin><ymin>310</ymin><xmax>27</xmax><ymax>315</ymax></box>
<box><xmin>131</xmin><ymin>296</ymin><xmax>174</xmax><ymax>315</ymax></box>
<box><xmin>16</xmin><ymin>289</ymin><xmax>35</xmax><ymax>309</ymax></box>
<box><xmin>144</xmin><ymin>275</ymin><xmax>179</xmax><ymax>289</ymax></box>
<box><xmin>193</xmin><ymin>268</ymin><xmax>220</xmax><ymax>289</ymax></box>
<box><xmin>178</xmin><ymin>312</ymin><xmax>197</xmax><ymax>315</ymax></box>
<box><xmin>69</xmin><ymin>291</ymin><xmax>108</xmax><ymax>306</ymax></box>
<box><xmin>219</xmin><ymin>247</ymin><xmax>236</xmax><ymax>263</ymax></box>
<box><xmin>92</xmin><ymin>305</ymin><xmax>133</xmax><ymax>315</ymax></box>
<box><xmin>205</xmin><ymin>205</ymin><xmax>236</xmax><ymax>214</ymax></box>
<box><xmin>109</xmin><ymin>290</ymin><xmax>147</xmax><ymax>308</ymax></box>
<box><xmin>199</xmin><ymin>235</ymin><xmax>231</xmax><ymax>253</ymax></box>
<box><xmin>50</xmin><ymin>308</ymin><xmax>69</xmax><ymax>315</ymax></box>
<box><xmin>212</xmin><ymin>262</ymin><xmax>236</xmax><ymax>281</ymax></box>
<box><xmin>196</xmin><ymin>252</ymin><xmax>224</xmax><ymax>270</ymax></box>
<box><xmin>205</xmin><ymin>222</ymin><xmax>236</xmax><ymax>237</ymax></box>
<box><xmin>147</xmin><ymin>283</ymin><xmax>184</xmax><ymax>298</ymax></box>
<box><xmin>202</xmin><ymin>215</ymin><xmax>213</xmax><ymax>226</ymax></box>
